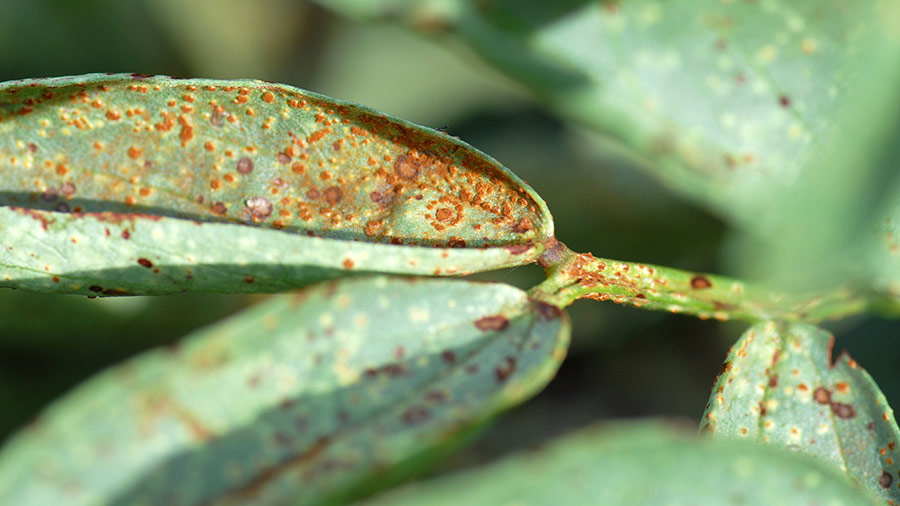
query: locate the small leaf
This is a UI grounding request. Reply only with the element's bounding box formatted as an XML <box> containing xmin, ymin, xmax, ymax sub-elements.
<box><xmin>0</xmin><ymin>276</ymin><xmax>570</xmax><ymax>505</ymax></box>
<box><xmin>361</xmin><ymin>421</ymin><xmax>880</xmax><ymax>505</ymax></box>
<box><xmin>702</xmin><ymin>321</ymin><xmax>900</xmax><ymax>503</ymax></box>
<box><xmin>0</xmin><ymin>74</ymin><xmax>552</xmax><ymax>294</ymax></box>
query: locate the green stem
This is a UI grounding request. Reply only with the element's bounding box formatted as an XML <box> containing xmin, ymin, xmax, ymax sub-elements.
<box><xmin>528</xmin><ymin>240</ymin><xmax>869</xmax><ymax>323</ymax></box>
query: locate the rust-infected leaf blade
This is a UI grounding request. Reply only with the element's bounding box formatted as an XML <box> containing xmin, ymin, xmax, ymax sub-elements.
<box><xmin>0</xmin><ymin>207</ymin><xmax>542</xmax><ymax>295</ymax></box>
<box><xmin>702</xmin><ymin>321</ymin><xmax>900</xmax><ymax>503</ymax></box>
<box><xmin>0</xmin><ymin>277</ymin><xmax>570</xmax><ymax>505</ymax></box>
<box><xmin>0</xmin><ymin>74</ymin><xmax>551</xmax><ymax>248</ymax></box>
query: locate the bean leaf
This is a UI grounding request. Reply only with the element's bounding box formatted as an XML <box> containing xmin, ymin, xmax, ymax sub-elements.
<box><xmin>361</xmin><ymin>421</ymin><xmax>880</xmax><ymax>505</ymax></box>
<box><xmin>0</xmin><ymin>276</ymin><xmax>570</xmax><ymax>506</ymax></box>
<box><xmin>702</xmin><ymin>321</ymin><xmax>900</xmax><ymax>503</ymax></box>
<box><xmin>0</xmin><ymin>74</ymin><xmax>552</xmax><ymax>294</ymax></box>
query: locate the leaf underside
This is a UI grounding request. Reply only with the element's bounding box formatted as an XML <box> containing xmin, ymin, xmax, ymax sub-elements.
<box><xmin>0</xmin><ymin>276</ymin><xmax>570</xmax><ymax>506</ymax></box>
<box><xmin>702</xmin><ymin>321</ymin><xmax>900</xmax><ymax>504</ymax></box>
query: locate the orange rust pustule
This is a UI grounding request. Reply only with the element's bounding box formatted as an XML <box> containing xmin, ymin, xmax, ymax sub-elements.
<box><xmin>0</xmin><ymin>76</ymin><xmax>548</xmax><ymax>249</ymax></box>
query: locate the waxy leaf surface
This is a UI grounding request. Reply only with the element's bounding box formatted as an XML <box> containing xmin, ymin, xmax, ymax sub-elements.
<box><xmin>318</xmin><ymin>0</ymin><xmax>900</xmax><ymax>290</ymax></box>
<box><xmin>702</xmin><ymin>321</ymin><xmax>900</xmax><ymax>504</ymax></box>
<box><xmin>0</xmin><ymin>74</ymin><xmax>552</xmax><ymax>294</ymax></box>
<box><xmin>0</xmin><ymin>276</ymin><xmax>570</xmax><ymax>506</ymax></box>
<box><xmin>362</xmin><ymin>421</ymin><xmax>879</xmax><ymax>505</ymax></box>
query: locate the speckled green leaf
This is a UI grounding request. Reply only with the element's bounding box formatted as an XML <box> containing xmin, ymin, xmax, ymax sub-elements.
<box><xmin>0</xmin><ymin>276</ymin><xmax>569</xmax><ymax>506</ymax></box>
<box><xmin>361</xmin><ymin>421</ymin><xmax>880</xmax><ymax>505</ymax></box>
<box><xmin>702</xmin><ymin>321</ymin><xmax>900</xmax><ymax>503</ymax></box>
<box><xmin>0</xmin><ymin>74</ymin><xmax>552</xmax><ymax>295</ymax></box>
<box><xmin>317</xmin><ymin>0</ymin><xmax>900</xmax><ymax>291</ymax></box>
<box><xmin>317</xmin><ymin>0</ymin><xmax>900</xmax><ymax>232</ymax></box>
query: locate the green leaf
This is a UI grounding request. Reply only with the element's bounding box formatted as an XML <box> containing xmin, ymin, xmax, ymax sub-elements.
<box><xmin>316</xmin><ymin>0</ymin><xmax>900</xmax><ymax>290</ymax></box>
<box><xmin>0</xmin><ymin>74</ymin><xmax>552</xmax><ymax>295</ymax></box>
<box><xmin>360</xmin><ymin>421</ymin><xmax>880</xmax><ymax>505</ymax></box>
<box><xmin>0</xmin><ymin>276</ymin><xmax>570</xmax><ymax>505</ymax></box>
<box><xmin>702</xmin><ymin>321</ymin><xmax>900</xmax><ymax>503</ymax></box>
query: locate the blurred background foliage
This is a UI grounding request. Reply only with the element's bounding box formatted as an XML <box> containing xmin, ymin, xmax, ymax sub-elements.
<box><xmin>0</xmin><ymin>0</ymin><xmax>897</xmax><ymax>477</ymax></box>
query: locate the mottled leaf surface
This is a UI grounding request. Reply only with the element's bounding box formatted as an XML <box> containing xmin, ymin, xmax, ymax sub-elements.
<box><xmin>0</xmin><ymin>276</ymin><xmax>569</xmax><ymax>506</ymax></box>
<box><xmin>0</xmin><ymin>206</ymin><xmax>540</xmax><ymax>295</ymax></box>
<box><xmin>361</xmin><ymin>421</ymin><xmax>880</xmax><ymax>505</ymax></box>
<box><xmin>0</xmin><ymin>74</ymin><xmax>552</xmax><ymax>294</ymax></box>
<box><xmin>702</xmin><ymin>321</ymin><xmax>900</xmax><ymax>504</ymax></box>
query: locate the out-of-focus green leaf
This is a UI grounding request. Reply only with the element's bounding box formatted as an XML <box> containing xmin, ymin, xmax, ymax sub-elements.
<box><xmin>316</xmin><ymin>0</ymin><xmax>900</xmax><ymax>291</ymax></box>
<box><xmin>702</xmin><ymin>321</ymin><xmax>900</xmax><ymax>503</ymax></box>
<box><xmin>0</xmin><ymin>276</ymin><xmax>570</xmax><ymax>506</ymax></box>
<box><xmin>361</xmin><ymin>421</ymin><xmax>880</xmax><ymax>505</ymax></box>
<box><xmin>0</xmin><ymin>74</ymin><xmax>553</xmax><ymax>294</ymax></box>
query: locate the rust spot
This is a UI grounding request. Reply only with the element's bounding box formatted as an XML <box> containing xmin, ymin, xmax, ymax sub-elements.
<box><xmin>60</xmin><ymin>182</ymin><xmax>76</xmax><ymax>196</ymax></box>
<box><xmin>246</xmin><ymin>197</ymin><xmax>273</xmax><ymax>220</ymax></box>
<box><xmin>440</xmin><ymin>350</ymin><xmax>456</xmax><ymax>364</ymax></box>
<box><xmin>245</xmin><ymin>276</ymin><xmax>255</xmax><ymax>284</ymax></box>
<box><xmin>401</xmin><ymin>406</ymin><xmax>430</xmax><ymax>425</ymax></box>
<box><xmin>393</xmin><ymin>154</ymin><xmax>419</xmax><ymax>179</ymax></box>
<box><xmin>779</xmin><ymin>95</ymin><xmax>791</xmax><ymax>108</ymax></box>
<box><xmin>137</xmin><ymin>258</ymin><xmax>153</xmax><ymax>268</ymax></box>
<box><xmin>831</xmin><ymin>402</ymin><xmax>856</xmax><ymax>419</ymax></box>
<box><xmin>690</xmin><ymin>275</ymin><xmax>712</xmax><ymax>289</ymax></box>
<box><xmin>211</xmin><ymin>202</ymin><xmax>227</xmax><ymax>215</ymax></box>
<box><xmin>495</xmin><ymin>356</ymin><xmax>517</xmax><ymax>382</ymax></box>
<box><xmin>759</xmin><ymin>401</ymin><xmax>767</xmax><ymax>416</ymax></box>
<box><xmin>236</xmin><ymin>157</ymin><xmax>254</xmax><ymax>175</ymax></box>
<box><xmin>537</xmin><ymin>237</ymin><xmax>569</xmax><ymax>268</ymax></box>
<box><xmin>342</xmin><ymin>258</ymin><xmax>354</xmax><ymax>269</ymax></box>
<box><xmin>505</xmin><ymin>244</ymin><xmax>534</xmax><ymax>255</ymax></box>
<box><xmin>880</xmin><ymin>471</ymin><xmax>893</xmax><ymax>489</ymax></box>
<box><xmin>89</xmin><ymin>285</ymin><xmax>103</xmax><ymax>292</ymax></box>
<box><xmin>323</xmin><ymin>186</ymin><xmax>342</xmax><ymax>206</ymax></box>
<box><xmin>128</xmin><ymin>146</ymin><xmax>142</xmax><ymax>159</ymax></box>
<box><xmin>475</xmin><ymin>315</ymin><xmax>509</xmax><ymax>332</ymax></box>
<box><xmin>768</xmin><ymin>374</ymin><xmax>778</xmax><ymax>388</ymax></box>
<box><xmin>276</xmin><ymin>153</ymin><xmax>290</xmax><ymax>164</ymax></box>
<box><xmin>532</xmin><ymin>300</ymin><xmax>562</xmax><ymax>321</ymax></box>
<box><xmin>435</xmin><ymin>208</ymin><xmax>453</xmax><ymax>222</ymax></box>
<box><xmin>813</xmin><ymin>387</ymin><xmax>831</xmax><ymax>404</ymax></box>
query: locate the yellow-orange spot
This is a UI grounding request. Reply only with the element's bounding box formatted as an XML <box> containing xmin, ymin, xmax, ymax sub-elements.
<box><xmin>107</xmin><ymin>109</ymin><xmax>121</xmax><ymax>121</ymax></box>
<box><xmin>291</xmin><ymin>162</ymin><xmax>305</xmax><ymax>174</ymax></box>
<box><xmin>139</xmin><ymin>188</ymin><xmax>151</xmax><ymax>197</ymax></box>
<box><xmin>128</xmin><ymin>146</ymin><xmax>143</xmax><ymax>159</ymax></box>
<box><xmin>55</xmin><ymin>163</ymin><xmax>68</xmax><ymax>176</ymax></box>
<box><xmin>125</xmin><ymin>196</ymin><xmax>136</xmax><ymax>205</ymax></box>
<box><xmin>205</xmin><ymin>141</ymin><xmax>215</xmax><ymax>152</ymax></box>
<box><xmin>262</xmin><ymin>92</ymin><xmax>275</xmax><ymax>103</ymax></box>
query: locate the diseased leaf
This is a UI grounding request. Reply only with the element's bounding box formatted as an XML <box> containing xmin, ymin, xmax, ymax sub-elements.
<box><xmin>361</xmin><ymin>421</ymin><xmax>880</xmax><ymax>506</ymax></box>
<box><xmin>0</xmin><ymin>74</ymin><xmax>552</xmax><ymax>294</ymax></box>
<box><xmin>0</xmin><ymin>276</ymin><xmax>570</xmax><ymax>506</ymax></box>
<box><xmin>702</xmin><ymin>321</ymin><xmax>900</xmax><ymax>504</ymax></box>
<box><xmin>0</xmin><ymin>206</ymin><xmax>541</xmax><ymax>295</ymax></box>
